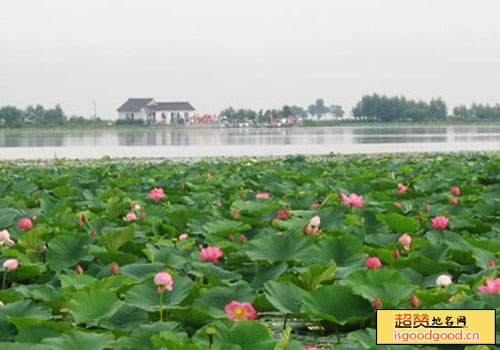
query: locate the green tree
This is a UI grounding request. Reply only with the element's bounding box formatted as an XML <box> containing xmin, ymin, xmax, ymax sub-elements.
<box><xmin>0</xmin><ymin>106</ymin><xmax>24</xmax><ymax>128</ymax></box>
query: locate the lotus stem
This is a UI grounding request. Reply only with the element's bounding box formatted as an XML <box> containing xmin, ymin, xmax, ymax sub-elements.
<box><xmin>283</xmin><ymin>313</ymin><xmax>289</xmax><ymax>330</ymax></box>
<box><xmin>2</xmin><ymin>271</ymin><xmax>6</xmax><ymax>290</ymax></box>
<box><xmin>159</xmin><ymin>291</ymin><xmax>164</xmax><ymax>321</ymax></box>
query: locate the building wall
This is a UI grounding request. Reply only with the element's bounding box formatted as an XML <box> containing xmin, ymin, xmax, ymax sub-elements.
<box><xmin>154</xmin><ymin>110</ymin><xmax>196</xmax><ymax>124</ymax></box>
<box><xmin>118</xmin><ymin>110</ymin><xmax>148</xmax><ymax>121</ymax></box>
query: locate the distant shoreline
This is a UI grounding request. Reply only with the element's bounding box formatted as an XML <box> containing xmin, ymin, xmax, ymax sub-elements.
<box><xmin>0</xmin><ymin>120</ymin><xmax>499</xmax><ymax>133</ymax></box>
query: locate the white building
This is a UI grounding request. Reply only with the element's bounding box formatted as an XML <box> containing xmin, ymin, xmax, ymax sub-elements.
<box><xmin>117</xmin><ymin>98</ymin><xmax>196</xmax><ymax>124</ymax></box>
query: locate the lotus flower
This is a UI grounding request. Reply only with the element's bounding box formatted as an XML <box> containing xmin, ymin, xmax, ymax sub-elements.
<box><xmin>233</xmin><ymin>209</ymin><xmax>241</xmax><ymax>220</ymax></box>
<box><xmin>110</xmin><ymin>264</ymin><xmax>119</xmax><ymax>275</ymax></box>
<box><xmin>75</xmin><ymin>265</ymin><xmax>84</xmax><ymax>275</ymax></box>
<box><xmin>450</xmin><ymin>186</ymin><xmax>460</xmax><ymax>196</ymax></box>
<box><xmin>123</xmin><ymin>212</ymin><xmax>137</xmax><ymax>222</ymax></box>
<box><xmin>206</xmin><ymin>172</ymin><xmax>212</xmax><ymax>180</ymax></box>
<box><xmin>488</xmin><ymin>260</ymin><xmax>496</xmax><ymax>267</ymax></box>
<box><xmin>436</xmin><ymin>274</ymin><xmax>452</xmax><ymax>287</ymax></box>
<box><xmin>130</xmin><ymin>202</ymin><xmax>141</xmax><ymax>210</ymax></box>
<box><xmin>148</xmin><ymin>187</ymin><xmax>166</xmax><ymax>202</ymax></box>
<box><xmin>255</xmin><ymin>192</ymin><xmax>270</xmax><ymax>199</ymax></box>
<box><xmin>301</xmin><ymin>348</ymin><xmax>319</xmax><ymax>350</ymax></box>
<box><xmin>0</xmin><ymin>230</ymin><xmax>9</xmax><ymax>242</ymax></box>
<box><xmin>0</xmin><ymin>301</ymin><xmax>4</xmax><ymax>307</ymax></box>
<box><xmin>239</xmin><ymin>234</ymin><xmax>247</xmax><ymax>243</ymax></box>
<box><xmin>343</xmin><ymin>193</ymin><xmax>363</xmax><ymax>208</ymax></box>
<box><xmin>394</xmin><ymin>202</ymin><xmax>402</xmax><ymax>209</ymax></box>
<box><xmin>178</xmin><ymin>233</ymin><xmax>189</xmax><ymax>241</ymax></box>
<box><xmin>3</xmin><ymin>258</ymin><xmax>18</xmax><ymax>272</ymax></box>
<box><xmin>477</xmin><ymin>278</ymin><xmax>500</xmax><ymax>294</ymax></box>
<box><xmin>399</xmin><ymin>233</ymin><xmax>412</xmax><ymax>246</ymax></box>
<box><xmin>276</xmin><ymin>209</ymin><xmax>289</xmax><ymax>220</ymax></box>
<box><xmin>410</xmin><ymin>294</ymin><xmax>421</xmax><ymax>308</ymax></box>
<box><xmin>423</xmin><ymin>203</ymin><xmax>430</xmax><ymax>212</ymax></box>
<box><xmin>310</xmin><ymin>202</ymin><xmax>321</xmax><ymax>209</ymax></box>
<box><xmin>154</xmin><ymin>271</ymin><xmax>174</xmax><ymax>321</ymax></box>
<box><xmin>373</xmin><ymin>297</ymin><xmax>383</xmax><ymax>309</ymax></box>
<box><xmin>450</xmin><ymin>197</ymin><xmax>458</xmax><ymax>205</ymax></box>
<box><xmin>310</xmin><ymin>215</ymin><xmax>321</xmax><ymax>227</ymax></box>
<box><xmin>392</xmin><ymin>248</ymin><xmax>400</xmax><ymax>259</ymax></box>
<box><xmin>365</xmin><ymin>256</ymin><xmax>382</xmax><ymax>270</ymax></box>
<box><xmin>18</xmin><ymin>218</ymin><xmax>33</xmax><ymax>231</ymax></box>
<box><xmin>397</xmin><ymin>182</ymin><xmax>408</xmax><ymax>194</ymax></box>
<box><xmin>431</xmin><ymin>216</ymin><xmax>449</xmax><ymax>230</ymax></box>
<box><xmin>224</xmin><ymin>301</ymin><xmax>258</xmax><ymax>321</ymax></box>
<box><xmin>154</xmin><ymin>271</ymin><xmax>174</xmax><ymax>292</ymax></box>
<box><xmin>199</xmin><ymin>246</ymin><xmax>223</xmax><ymax>263</ymax></box>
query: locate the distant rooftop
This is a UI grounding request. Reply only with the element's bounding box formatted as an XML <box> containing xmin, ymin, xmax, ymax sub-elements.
<box><xmin>117</xmin><ymin>98</ymin><xmax>153</xmax><ymax>112</ymax></box>
<box><xmin>150</xmin><ymin>102</ymin><xmax>196</xmax><ymax>111</ymax></box>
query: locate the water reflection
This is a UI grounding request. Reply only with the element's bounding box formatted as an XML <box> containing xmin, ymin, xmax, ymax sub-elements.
<box><xmin>0</xmin><ymin>125</ymin><xmax>499</xmax><ymax>149</ymax></box>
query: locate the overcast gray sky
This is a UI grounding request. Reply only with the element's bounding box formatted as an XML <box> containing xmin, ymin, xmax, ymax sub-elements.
<box><xmin>1</xmin><ymin>0</ymin><xmax>499</xmax><ymax>119</ymax></box>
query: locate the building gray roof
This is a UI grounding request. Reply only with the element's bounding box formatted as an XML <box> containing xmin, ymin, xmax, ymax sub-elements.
<box><xmin>150</xmin><ymin>102</ymin><xmax>196</xmax><ymax>111</ymax></box>
<box><xmin>117</xmin><ymin>98</ymin><xmax>153</xmax><ymax>112</ymax></box>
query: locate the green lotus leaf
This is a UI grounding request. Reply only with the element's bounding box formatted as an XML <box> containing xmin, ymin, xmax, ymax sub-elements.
<box><xmin>68</xmin><ymin>290</ymin><xmax>122</xmax><ymax>324</ymax></box>
<box><xmin>301</xmin><ymin>285</ymin><xmax>373</xmax><ymax>325</ymax></box>
<box><xmin>345</xmin><ymin>269</ymin><xmax>414</xmax><ymax>306</ymax></box>
<box><xmin>264</xmin><ymin>281</ymin><xmax>308</xmax><ymax>315</ymax></box>
<box><xmin>47</xmin><ymin>235</ymin><xmax>92</xmax><ymax>272</ymax></box>
<box><xmin>245</xmin><ymin>233</ymin><xmax>314</xmax><ymax>263</ymax></box>
<box><xmin>124</xmin><ymin>276</ymin><xmax>193</xmax><ymax>312</ymax></box>
<box><xmin>41</xmin><ymin>331</ymin><xmax>115</xmax><ymax>350</ymax></box>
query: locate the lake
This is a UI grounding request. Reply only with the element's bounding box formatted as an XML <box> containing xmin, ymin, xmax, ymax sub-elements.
<box><xmin>1</xmin><ymin>125</ymin><xmax>500</xmax><ymax>159</ymax></box>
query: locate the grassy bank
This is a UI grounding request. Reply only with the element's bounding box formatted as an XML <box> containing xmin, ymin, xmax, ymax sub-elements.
<box><xmin>0</xmin><ymin>153</ymin><xmax>499</xmax><ymax>349</ymax></box>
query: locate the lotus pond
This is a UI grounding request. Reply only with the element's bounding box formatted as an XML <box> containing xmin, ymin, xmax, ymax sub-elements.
<box><xmin>0</xmin><ymin>153</ymin><xmax>500</xmax><ymax>350</ymax></box>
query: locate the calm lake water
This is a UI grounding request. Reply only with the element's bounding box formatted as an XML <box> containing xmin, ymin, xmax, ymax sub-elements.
<box><xmin>1</xmin><ymin>125</ymin><xmax>500</xmax><ymax>159</ymax></box>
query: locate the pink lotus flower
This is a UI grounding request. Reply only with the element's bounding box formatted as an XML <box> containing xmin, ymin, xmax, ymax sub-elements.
<box><xmin>199</xmin><ymin>246</ymin><xmax>224</xmax><ymax>263</ymax></box>
<box><xmin>75</xmin><ymin>265</ymin><xmax>84</xmax><ymax>275</ymax></box>
<box><xmin>310</xmin><ymin>202</ymin><xmax>321</xmax><ymax>209</ymax></box>
<box><xmin>123</xmin><ymin>212</ymin><xmax>137</xmax><ymax>222</ymax></box>
<box><xmin>277</xmin><ymin>231</ymin><xmax>283</xmax><ymax>236</ymax></box>
<box><xmin>373</xmin><ymin>297</ymin><xmax>383</xmax><ymax>309</ymax></box>
<box><xmin>239</xmin><ymin>234</ymin><xmax>247</xmax><ymax>243</ymax></box>
<box><xmin>394</xmin><ymin>202</ymin><xmax>402</xmax><ymax>209</ymax></box>
<box><xmin>399</xmin><ymin>233</ymin><xmax>412</xmax><ymax>246</ymax></box>
<box><xmin>392</xmin><ymin>248</ymin><xmax>400</xmax><ymax>259</ymax></box>
<box><xmin>450</xmin><ymin>197</ymin><xmax>458</xmax><ymax>205</ymax></box>
<box><xmin>397</xmin><ymin>182</ymin><xmax>408</xmax><ymax>194</ymax></box>
<box><xmin>276</xmin><ymin>209</ymin><xmax>289</xmax><ymax>220</ymax></box>
<box><xmin>436</xmin><ymin>274</ymin><xmax>452</xmax><ymax>287</ymax></box>
<box><xmin>0</xmin><ymin>301</ymin><xmax>4</xmax><ymax>307</ymax></box>
<box><xmin>224</xmin><ymin>301</ymin><xmax>258</xmax><ymax>321</ymax></box>
<box><xmin>310</xmin><ymin>215</ymin><xmax>321</xmax><ymax>227</ymax></box>
<box><xmin>255</xmin><ymin>192</ymin><xmax>270</xmax><ymax>199</ymax></box>
<box><xmin>233</xmin><ymin>209</ymin><xmax>241</xmax><ymax>220</ymax></box>
<box><xmin>178</xmin><ymin>233</ymin><xmax>189</xmax><ymax>241</ymax></box>
<box><xmin>366</xmin><ymin>256</ymin><xmax>382</xmax><ymax>270</ymax></box>
<box><xmin>206</xmin><ymin>172</ymin><xmax>212</xmax><ymax>180</ymax></box>
<box><xmin>0</xmin><ymin>230</ymin><xmax>10</xmax><ymax>243</ymax></box>
<box><xmin>488</xmin><ymin>260</ymin><xmax>496</xmax><ymax>267</ymax></box>
<box><xmin>4</xmin><ymin>239</ymin><xmax>15</xmax><ymax>247</ymax></box>
<box><xmin>3</xmin><ymin>258</ymin><xmax>18</xmax><ymax>272</ymax></box>
<box><xmin>148</xmin><ymin>187</ymin><xmax>166</xmax><ymax>202</ymax></box>
<box><xmin>343</xmin><ymin>193</ymin><xmax>364</xmax><ymax>208</ymax></box>
<box><xmin>130</xmin><ymin>202</ymin><xmax>141</xmax><ymax>210</ymax></box>
<box><xmin>338</xmin><ymin>190</ymin><xmax>348</xmax><ymax>200</ymax></box>
<box><xmin>410</xmin><ymin>294</ymin><xmax>421</xmax><ymax>308</ymax></box>
<box><xmin>477</xmin><ymin>278</ymin><xmax>500</xmax><ymax>294</ymax></box>
<box><xmin>154</xmin><ymin>271</ymin><xmax>174</xmax><ymax>293</ymax></box>
<box><xmin>18</xmin><ymin>218</ymin><xmax>33</xmax><ymax>231</ymax></box>
<box><xmin>431</xmin><ymin>216</ymin><xmax>449</xmax><ymax>230</ymax></box>
<box><xmin>450</xmin><ymin>186</ymin><xmax>460</xmax><ymax>196</ymax></box>
<box><xmin>110</xmin><ymin>264</ymin><xmax>119</xmax><ymax>275</ymax></box>
<box><xmin>301</xmin><ymin>348</ymin><xmax>319</xmax><ymax>350</ymax></box>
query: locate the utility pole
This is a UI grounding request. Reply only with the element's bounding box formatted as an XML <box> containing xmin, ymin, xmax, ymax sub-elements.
<box><xmin>93</xmin><ymin>101</ymin><xmax>97</xmax><ymax>120</ymax></box>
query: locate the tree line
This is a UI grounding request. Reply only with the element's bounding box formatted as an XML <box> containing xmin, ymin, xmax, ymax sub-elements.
<box><xmin>2</xmin><ymin>95</ymin><xmax>500</xmax><ymax>128</ymax></box>
<box><xmin>0</xmin><ymin>104</ymin><xmax>106</xmax><ymax>128</ymax></box>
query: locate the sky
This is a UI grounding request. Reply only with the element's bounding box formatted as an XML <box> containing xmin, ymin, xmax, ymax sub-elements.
<box><xmin>0</xmin><ymin>0</ymin><xmax>499</xmax><ymax>119</ymax></box>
